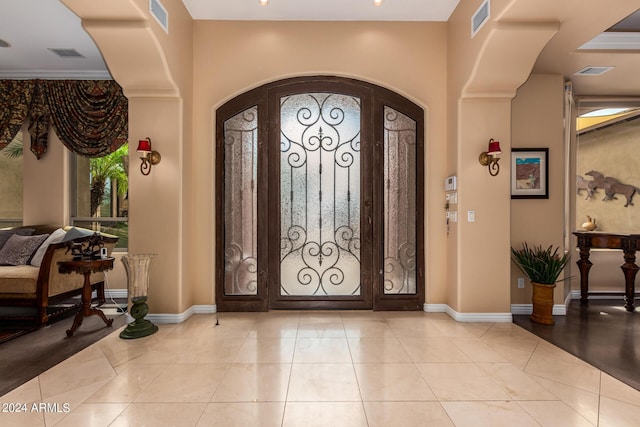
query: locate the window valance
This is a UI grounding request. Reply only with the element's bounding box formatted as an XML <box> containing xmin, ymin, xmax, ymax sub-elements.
<box><xmin>0</xmin><ymin>80</ymin><xmax>127</xmax><ymax>159</ymax></box>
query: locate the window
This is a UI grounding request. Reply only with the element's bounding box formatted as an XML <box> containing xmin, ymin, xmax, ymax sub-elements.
<box><xmin>0</xmin><ymin>131</ymin><xmax>24</xmax><ymax>228</ymax></box>
<box><xmin>70</xmin><ymin>144</ymin><xmax>129</xmax><ymax>249</ymax></box>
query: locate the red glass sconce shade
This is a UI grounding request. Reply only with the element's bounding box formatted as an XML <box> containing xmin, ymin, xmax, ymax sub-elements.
<box><xmin>479</xmin><ymin>138</ymin><xmax>502</xmax><ymax>176</ymax></box>
<box><xmin>136</xmin><ymin>138</ymin><xmax>161</xmax><ymax>176</ymax></box>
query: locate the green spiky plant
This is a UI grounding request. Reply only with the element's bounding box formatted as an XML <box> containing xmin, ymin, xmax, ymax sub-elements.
<box><xmin>89</xmin><ymin>144</ymin><xmax>128</xmax><ymax>218</ymax></box>
<box><xmin>2</xmin><ymin>134</ymin><xmax>24</xmax><ymax>158</ymax></box>
<box><xmin>511</xmin><ymin>243</ymin><xmax>571</xmax><ymax>284</ymax></box>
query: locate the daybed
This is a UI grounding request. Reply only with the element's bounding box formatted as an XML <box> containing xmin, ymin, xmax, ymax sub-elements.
<box><xmin>0</xmin><ymin>225</ymin><xmax>118</xmax><ymax>326</ymax></box>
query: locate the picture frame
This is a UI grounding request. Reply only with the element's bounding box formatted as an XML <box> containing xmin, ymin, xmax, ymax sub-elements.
<box><xmin>511</xmin><ymin>148</ymin><xmax>549</xmax><ymax>199</ymax></box>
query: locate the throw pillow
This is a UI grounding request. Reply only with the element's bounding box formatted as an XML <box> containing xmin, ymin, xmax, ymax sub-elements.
<box><xmin>0</xmin><ymin>228</ymin><xmax>36</xmax><ymax>251</ymax></box>
<box><xmin>30</xmin><ymin>228</ymin><xmax>67</xmax><ymax>267</ymax></box>
<box><xmin>62</xmin><ymin>227</ymin><xmax>94</xmax><ymax>242</ymax></box>
<box><xmin>0</xmin><ymin>234</ymin><xmax>49</xmax><ymax>266</ymax></box>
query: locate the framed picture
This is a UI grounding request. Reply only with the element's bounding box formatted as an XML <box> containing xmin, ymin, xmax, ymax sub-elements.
<box><xmin>511</xmin><ymin>148</ymin><xmax>549</xmax><ymax>199</ymax></box>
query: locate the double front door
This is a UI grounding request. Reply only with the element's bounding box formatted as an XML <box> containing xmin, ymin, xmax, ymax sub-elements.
<box><xmin>216</xmin><ymin>77</ymin><xmax>423</xmax><ymax>311</ymax></box>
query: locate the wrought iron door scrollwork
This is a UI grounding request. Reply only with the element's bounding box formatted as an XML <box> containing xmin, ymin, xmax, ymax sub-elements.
<box><xmin>225</xmin><ymin>243</ymin><xmax>258</xmax><ymax>295</ymax></box>
<box><xmin>280</xmin><ymin>93</ymin><xmax>361</xmax><ymax>296</ymax></box>
<box><xmin>223</xmin><ymin>106</ymin><xmax>258</xmax><ymax>296</ymax></box>
<box><xmin>384</xmin><ymin>242</ymin><xmax>416</xmax><ymax>294</ymax></box>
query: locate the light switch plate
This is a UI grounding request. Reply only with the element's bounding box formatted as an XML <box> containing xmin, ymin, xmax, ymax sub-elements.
<box><xmin>467</xmin><ymin>210</ymin><xmax>475</xmax><ymax>222</ymax></box>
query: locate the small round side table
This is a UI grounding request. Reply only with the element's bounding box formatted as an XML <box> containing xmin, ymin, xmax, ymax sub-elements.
<box><xmin>58</xmin><ymin>257</ymin><xmax>115</xmax><ymax>337</ymax></box>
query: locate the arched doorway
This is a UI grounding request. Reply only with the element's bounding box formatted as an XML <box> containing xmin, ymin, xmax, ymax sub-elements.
<box><xmin>216</xmin><ymin>76</ymin><xmax>424</xmax><ymax>311</ymax></box>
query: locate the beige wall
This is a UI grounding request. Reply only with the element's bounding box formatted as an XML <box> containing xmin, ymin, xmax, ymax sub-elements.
<box><xmin>574</xmin><ymin>113</ymin><xmax>640</xmax><ymax>293</ymax></box>
<box><xmin>59</xmin><ymin>0</ymin><xmax>563</xmax><ymax>316</ymax></box>
<box><xmin>192</xmin><ymin>21</ymin><xmax>449</xmax><ymax>306</ymax></box>
<box><xmin>576</xmin><ymin>118</ymin><xmax>640</xmax><ymax>232</ymax></box>
<box><xmin>511</xmin><ymin>74</ymin><xmax>570</xmax><ymax>305</ymax></box>
<box><xmin>37</xmin><ymin>0</ymin><xmax>635</xmax><ymax>317</ymax></box>
<box><xmin>23</xmin><ymin>126</ymin><xmax>69</xmax><ymax>226</ymax></box>
<box><xmin>447</xmin><ymin>1</ymin><xmax>559</xmax><ymax>314</ymax></box>
<box><xmin>0</xmin><ymin>134</ymin><xmax>23</xmax><ymax>220</ymax></box>
<box><xmin>63</xmin><ymin>0</ymin><xmax>195</xmax><ymax>311</ymax></box>
<box><xmin>18</xmin><ymin>123</ymin><xmax>128</xmax><ymax>289</ymax></box>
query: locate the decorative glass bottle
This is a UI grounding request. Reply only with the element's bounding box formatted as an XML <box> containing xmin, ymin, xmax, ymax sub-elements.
<box><xmin>119</xmin><ymin>253</ymin><xmax>159</xmax><ymax>339</ymax></box>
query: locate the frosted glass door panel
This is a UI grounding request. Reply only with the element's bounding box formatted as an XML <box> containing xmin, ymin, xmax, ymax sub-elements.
<box><xmin>383</xmin><ymin>106</ymin><xmax>416</xmax><ymax>294</ymax></box>
<box><xmin>224</xmin><ymin>107</ymin><xmax>258</xmax><ymax>296</ymax></box>
<box><xmin>280</xmin><ymin>93</ymin><xmax>361</xmax><ymax>296</ymax></box>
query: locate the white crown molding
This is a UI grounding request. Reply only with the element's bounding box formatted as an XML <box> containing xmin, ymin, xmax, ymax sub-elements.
<box><xmin>0</xmin><ymin>70</ymin><xmax>112</xmax><ymax>80</ymax></box>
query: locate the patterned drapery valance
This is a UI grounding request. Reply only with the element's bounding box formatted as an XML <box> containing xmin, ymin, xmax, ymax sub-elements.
<box><xmin>0</xmin><ymin>80</ymin><xmax>35</xmax><ymax>153</ymax></box>
<box><xmin>0</xmin><ymin>80</ymin><xmax>127</xmax><ymax>159</ymax></box>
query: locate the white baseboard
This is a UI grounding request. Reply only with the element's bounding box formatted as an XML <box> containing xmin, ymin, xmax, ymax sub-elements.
<box><xmin>144</xmin><ymin>303</ymin><xmax>513</xmax><ymax>324</ymax></box>
<box><xmin>423</xmin><ymin>303</ymin><xmax>448</xmax><ymax>313</ymax></box>
<box><xmin>569</xmin><ymin>290</ymin><xmax>628</xmax><ymax>300</ymax></box>
<box><xmin>564</xmin><ymin>291</ymin><xmax>573</xmax><ymax>308</ymax></box>
<box><xmin>510</xmin><ymin>304</ymin><xmax>532</xmax><ymax>315</ymax></box>
<box><xmin>423</xmin><ymin>303</ymin><xmax>512</xmax><ymax>322</ymax></box>
<box><xmin>146</xmin><ymin>305</ymin><xmax>217</xmax><ymax>324</ymax></box>
<box><xmin>140</xmin><ymin>301</ymin><xmax>581</xmax><ymax>325</ymax></box>
<box><xmin>104</xmin><ymin>289</ymin><xmax>127</xmax><ymax>299</ymax></box>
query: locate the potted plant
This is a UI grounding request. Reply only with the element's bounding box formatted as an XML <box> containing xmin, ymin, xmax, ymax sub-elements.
<box><xmin>511</xmin><ymin>243</ymin><xmax>571</xmax><ymax>325</ymax></box>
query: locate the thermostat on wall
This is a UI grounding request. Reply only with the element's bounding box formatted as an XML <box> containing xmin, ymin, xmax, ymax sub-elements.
<box><xmin>445</xmin><ymin>175</ymin><xmax>457</xmax><ymax>191</ymax></box>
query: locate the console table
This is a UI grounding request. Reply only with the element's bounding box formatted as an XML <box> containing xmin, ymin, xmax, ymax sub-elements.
<box><xmin>573</xmin><ymin>232</ymin><xmax>640</xmax><ymax>312</ymax></box>
<box><xmin>58</xmin><ymin>257</ymin><xmax>115</xmax><ymax>336</ymax></box>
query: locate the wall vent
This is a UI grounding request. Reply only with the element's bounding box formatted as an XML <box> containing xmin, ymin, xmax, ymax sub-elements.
<box><xmin>150</xmin><ymin>0</ymin><xmax>169</xmax><ymax>33</ymax></box>
<box><xmin>48</xmin><ymin>48</ymin><xmax>84</xmax><ymax>58</ymax></box>
<box><xmin>574</xmin><ymin>66</ymin><xmax>614</xmax><ymax>76</ymax></box>
<box><xmin>471</xmin><ymin>0</ymin><xmax>490</xmax><ymax>38</ymax></box>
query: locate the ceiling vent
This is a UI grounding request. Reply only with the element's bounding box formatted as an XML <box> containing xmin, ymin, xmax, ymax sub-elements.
<box><xmin>471</xmin><ymin>0</ymin><xmax>490</xmax><ymax>38</ymax></box>
<box><xmin>574</xmin><ymin>66</ymin><xmax>614</xmax><ymax>76</ymax></box>
<box><xmin>48</xmin><ymin>48</ymin><xmax>84</xmax><ymax>58</ymax></box>
<box><xmin>150</xmin><ymin>0</ymin><xmax>169</xmax><ymax>33</ymax></box>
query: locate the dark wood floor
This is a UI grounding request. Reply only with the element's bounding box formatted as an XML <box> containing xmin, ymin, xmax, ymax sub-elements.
<box><xmin>0</xmin><ymin>305</ymin><xmax>128</xmax><ymax>396</ymax></box>
<box><xmin>514</xmin><ymin>298</ymin><xmax>640</xmax><ymax>391</ymax></box>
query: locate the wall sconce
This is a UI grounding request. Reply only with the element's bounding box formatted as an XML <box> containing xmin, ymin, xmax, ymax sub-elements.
<box><xmin>136</xmin><ymin>138</ymin><xmax>161</xmax><ymax>176</ymax></box>
<box><xmin>478</xmin><ymin>138</ymin><xmax>502</xmax><ymax>176</ymax></box>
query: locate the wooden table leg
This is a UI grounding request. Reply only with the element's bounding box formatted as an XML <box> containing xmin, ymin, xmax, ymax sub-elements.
<box><xmin>66</xmin><ymin>271</ymin><xmax>113</xmax><ymax>337</ymax></box>
<box><xmin>576</xmin><ymin>246</ymin><xmax>592</xmax><ymax>306</ymax></box>
<box><xmin>622</xmin><ymin>248</ymin><xmax>639</xmax><ymax>312</ymax></box>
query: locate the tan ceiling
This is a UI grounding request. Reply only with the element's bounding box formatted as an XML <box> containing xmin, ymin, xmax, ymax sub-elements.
<box><xmin>524</xmin><ymin>2</ymin><xmax>640</xmax><ymax>98</ymax></box>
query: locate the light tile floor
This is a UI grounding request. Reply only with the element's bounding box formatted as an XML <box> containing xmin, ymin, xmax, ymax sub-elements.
<box><xmin>2</xmin><ymin>311</ymin><xmax>640</xmax><ymax>426</ymax></box>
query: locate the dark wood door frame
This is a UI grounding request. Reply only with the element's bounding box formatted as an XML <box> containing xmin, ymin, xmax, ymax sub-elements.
<box><xmin>372</xmin><ymin>89</ymin><xmax>425</xmax><ymax>311</ymax></box>
<box><xmin>216</xmin><ymin>76</ymin><xmax>424</xmax><ymax>312</ymax></box>
<box><xmin>267</xmin><ymin>79</ymin><xmax>374</xmax><ymax>310</ymax></box>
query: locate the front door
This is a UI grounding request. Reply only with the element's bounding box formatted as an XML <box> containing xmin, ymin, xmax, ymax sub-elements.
<box><xmin>269</xmin><ymin>88</ymin><xmax>372</xmax><ymax>309</ymax></box>
<box><xmin>216</xmin><ymin>77</ymin><xmax>424</xmax><ymax>311</ymax></box>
